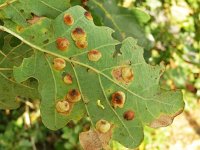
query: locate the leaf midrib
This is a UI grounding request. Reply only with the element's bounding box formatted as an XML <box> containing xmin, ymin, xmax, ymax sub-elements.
<box><xmin>0</xmin><ymin>0</ymin><xmax>17</xmax><ymax>9</ymax></box>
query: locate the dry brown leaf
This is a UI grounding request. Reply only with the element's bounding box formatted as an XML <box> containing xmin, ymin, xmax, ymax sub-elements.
<box><xmin>79</xmin><ymin>127</ymin><xmax>113</xmax><ymax>150</ymax></box>
<box><xmin>149</xmin><ymin>109</ymin><xmax>184</xmax><ymax>128</ymax></box>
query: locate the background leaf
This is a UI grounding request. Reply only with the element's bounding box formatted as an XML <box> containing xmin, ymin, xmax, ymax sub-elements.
<box><xmin>0</xmin><ymin>31</ymin><xmax>39</xmax><ymax>109</ymax></box>
<box><xmin>87</xmin><ymin>0</ymin><xmax>152</xmax><ymax>50</ymax></box>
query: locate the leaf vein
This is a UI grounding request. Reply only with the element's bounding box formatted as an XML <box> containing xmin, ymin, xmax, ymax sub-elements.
<box><xmin>98</xmin><ymin>74</ymin><xmax>135</xmax><ymax>142</ymax></box>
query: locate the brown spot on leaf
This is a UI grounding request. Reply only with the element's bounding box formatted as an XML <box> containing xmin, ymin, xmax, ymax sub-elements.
<box><xmin>88</xmin><ymin>50</ymin><xmax>102</xmax><ymax>62</ymax></box>
<box><xmin>112</xmin><ymin>66</ymin><xmax>134</xmax><ymax>84</ymax></box>
<box><xmin>123</xmin><ymin>110</ymin><xmax>135</xmax><ymax>121</ymax></box>
<box><xmin>121</xmin><ymin>67</ymin><xmax>134</xmax><ymax>83</ymax></box>
<box><xmin>111</xmin><ymin>91</ymin><xmax>125</xmax><ymax>108</ymax></box>
<box><xmin>71</xmin><ymin>27</ymin><xmax>88</xmax><ymax>49</ymax></box>
<box><xmin>84</xmin><ymin>11</ymin><xmax>93</xmax><ymax>20</ymax></box>
<box><xmin>79</xmin><ymin>126</ymin><xmax>113</xmax><ymax>150</ymax></box>
<box><xmin>149</xmin><ymin>109</ymin><xmax>184</xmax><ymax>128</ymax></box>
<box><xmin>56</xmin><ymin>100</ymin><xmax>73</xmax><ymax>115</ymax></box>
<box><xmin>112</xmin><ymin>67</ymin><xmax>122</xmax><ymax>81</ymax></box>
<box><xmin>16</xmin><ymin>26</ymin><xmax>24</xmax><ymax>33</ymax></box>
<box><xmin>53</xmin><ymin>58</ymin><xmax>66</xmax><ymax>71</ymax></box>
<box><xmin>71</xmin><ymin>27</ymin><xmax>86</xmax><ymax>41</ymax></box>
<box><xmin>56</xmin><ymin>37</ymin><xmax>70</xmax><ymax>51</ymax></box>
<box><xmin>63</xmin><ymin>13</ymin><xmax>74</xmax><ymax>26</ymax></box>
<box><xmin>96</xmin><ymin>119</ymin><xmax>111</xmax><ymax>133</ymax></box>
<box><xmin>66</xmin><ymin>89</ymin><xmax>81</xmax><ymax>103</ymax></box>
<box><xmin>75</xmin><ymin>40</ymin><xmax>88</xmax><ymax>49</ymax></box>
<box><xmin>63</xmin><ymin>74</ymin><xmax>73</xmax><ymax>84</ymax></box>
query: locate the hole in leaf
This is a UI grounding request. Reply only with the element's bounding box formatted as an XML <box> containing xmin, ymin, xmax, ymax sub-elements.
<box><xmin>114</xmin><ymin>43</ymin><xmax>122</xmax><ymax>57</ymax></box>
<box><xmin>62</xmin><ymin>71</ymin><xmax>66</xmax><ymax>77</ymax></box>
<box><xmin>20</xmin><ymin>9</ymin><xmax>24</xmax><ymax>13</ymax></box>
<box><xmin>0</xmin><ymin>32</ymin><xmax>5</xmax><ymax>49</ymax></box>
<box><xmin>27</xmin><ymin>14</ymin><xmax>43</xmax><ymax>25</ymax></box>
<box><xmin>0</xmin><ymin>19</ymin><xmax>4</xmax><ymax>26</ymax></box>
<box><xmin>30</xmin><ymin>35</ymin><xmax>35</xmax><ymax>39</ymax></box>
<box><xmin>111</xmin><ymin>31</ymin><xmax>123</xmax><ymax>42</ymax></box>
<box><xmin>43</xmin><ymin>39</ymin><xmax>49</xmax><ymax>44</ymax></box>
<box><xmin>9</xmin><ymin>36</ymin><xmax>21</xmax><ymax>47</ymax></box>
<box><xmin>30</xmin><ymin>12</ymin><xmax>34</xmax><ymax>16</ymax></box>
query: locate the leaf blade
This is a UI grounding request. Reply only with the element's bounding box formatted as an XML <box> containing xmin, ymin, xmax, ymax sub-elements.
<box><xmin>0</xmin><ymin>5</ymin><xmax>184</xmax><ymax>148</ymax></box>
<box><xmin>0</xmin><ymin>32</ymin><xmax>38</xmax><ymax>109</ymax></box>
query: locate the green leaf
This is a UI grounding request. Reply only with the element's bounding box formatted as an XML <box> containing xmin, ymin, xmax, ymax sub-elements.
<box><xmin>0</xmin><ymin>0</ymin><xmax>70</xmax><ymax>26</ymax></box>
<box><xmin>131</xmin><ymin>8</ymin><xmax>151</xmax><ymax>23</ymax></box>
<box><xmin>0</xmin><ymin>32</ymin><xmax>38</xmax><ymax>109</ymax></box>
<box><xmin>13</xmin><ymin>51</ymin><xmax>86</xmax><ymax>130</ymax></box>
<box><xmin>87</xmin><ymin>0</ymin><xmax>152</xmax><ymax>50</ymax></box>
<box><xmin>0</xmin><ymin>5</ymin><xmax>184</xmax><ymax>149</ymax></box>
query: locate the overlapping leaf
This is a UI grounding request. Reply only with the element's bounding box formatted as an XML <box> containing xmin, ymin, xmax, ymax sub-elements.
<box><xmin>71</xmin><ymin>0</ymin><xmax>152</xmax><ymax>50</ymax></box>
<box><xmin>0</xmin><ymin>32</ymin><xmax>38</xmax><ymax>109</ymax></box>
<box><xmin>0</xmin><ymin>5</ymin><xmax>184</xmax><ymax>149</ymax></box>
<box><xmin>87</xmin><ymin>0</ymin><xmax>152</xmax><ymax>50</ymax></box>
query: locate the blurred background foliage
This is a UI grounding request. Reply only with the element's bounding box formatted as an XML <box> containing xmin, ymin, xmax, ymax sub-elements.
<box><xmin>0</xmin><ymin>0</ymin><xmax>200</xmax><ymax>149</ymax></box>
